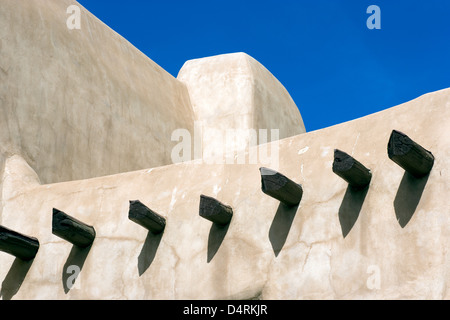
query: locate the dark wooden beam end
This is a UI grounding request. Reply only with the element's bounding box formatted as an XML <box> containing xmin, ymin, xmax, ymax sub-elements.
<box><xmin>260</xmin><ymin>167</ymin><xmax>303</xmax><ymax>207</ymax></box>
<box><xmin>333</xmin><ymin>149</ymin><xmax>372</xmax><ymax>189</ymax></box>
<box><xmin>128</xmin><ymin>200</ymin><xmax>166</xmax><ymax>234</ymax></box>
<box><xmin>388</xmin><ymin>130</ymin><xmax>434</xmax><ymax>177</ymax></box>
<box><xmin>52</xmin><ymin>208</ymin><xmax>96</xmax><ymax>248</ymax></box>
<box><xmin>199</xmin><ymin>195</ymin><xmax>233</xmax><ymax>226</ymax></box>
<box><xmin>0</xmin><ymin>225</ymin><xmax>39</xmax><ymax>261</ymax></box>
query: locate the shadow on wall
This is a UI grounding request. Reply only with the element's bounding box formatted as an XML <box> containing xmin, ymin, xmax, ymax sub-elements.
<box><xmin>337</xmin><ymin>170</ymin><xmax>430</xmax><ymax>237</ymax></box>
<box><xmin>62</xmin><ymin>244</ymin><xmax>92</xmax><ymax>294</ymax></box>
<box><xmin>338</xmin><ymin>185</ymin><xmax>369</xmax><ymax>238</ymax></box>
<box><xmin>0</xmin><ymin>257</ymin><xmax>34</xmax><ymax>300</ymax></box>
<box><xmin>207</xmin><ymin>223</ymin><xmax>230</xmax><ymax>263</ymax></box>
<box><xmin>269</xmin><ymin>203</ymin><xmax>299</xmax><ymax>257</ymax></box>
<box><xmin>138</xmin><ymin>231</ymin><xmax>164</xmax><ymax>276</ymax></box>
<box><xmin>394</xmin><ymin>172</ymin><xmax>430</xmax><ymax>228</ymax></box>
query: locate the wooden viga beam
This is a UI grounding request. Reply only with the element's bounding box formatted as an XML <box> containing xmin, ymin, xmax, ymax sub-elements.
<box><xmin>259</xmin><ymin>167</ymin><xmax>303</xmax><ymax>207</ymax></box>
<box><xmin>52</xmin><ymin>208</ymin><xmax>96</xmax><ymax>248</ymax></box>
<box><xmin>199</xmin><ymin>195</ymin><xmax>233</xmax><ymax>226</ymax></box>
<box><xmin>332</xmin><ymin>149</ymin><xmax>372</xmax><ymax>189</ymax></box>
<box><xmin>388</xmin><ymin>130</ymin><xmax>435</xmax><ymax>178</ymax></box>
<box><xmin>0</xmin><ymin>225</ymin><xmax>39</xmax><ymax>261</ymax></box>
<box><xmin>128</xmin><ymin>200</ymin><xmax>166</xmax><ymax>234</ymax></box>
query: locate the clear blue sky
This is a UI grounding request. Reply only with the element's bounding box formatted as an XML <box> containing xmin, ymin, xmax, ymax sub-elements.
<box><xmin>77</xmin><ymin>0</ymin><xmax>450</xmax><ymax>132</ymax></box>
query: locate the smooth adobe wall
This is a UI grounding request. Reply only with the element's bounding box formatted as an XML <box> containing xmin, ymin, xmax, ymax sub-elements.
<box><xmin>0</xmin><ymin>0</ymin><xmax>195</xmax><ymax>184</ymax></box>
<box><xmin>178</xmin><ymin>53</ymin><xmax>306</xmax><ymax>161</ymax></box>
<box><xmin>0</xmin><ymin>88</ymin><xmax>448</xmax><ymax>299</ymax></box>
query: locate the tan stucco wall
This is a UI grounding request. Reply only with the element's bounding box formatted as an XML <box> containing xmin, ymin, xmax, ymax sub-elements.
<box><xmin>0</xmin><ymin>0</ymin><xmax>195</xmax><ymax>184</ymax></box>
<box><xmin>0</xmin><ymin>0</ymin><xmax>447</xmax><ymax>300</ymax></box>
<box><xmin>0</xmin><ymin>88</ymin><xmax>448</xmax><ymax>299</ymax></box>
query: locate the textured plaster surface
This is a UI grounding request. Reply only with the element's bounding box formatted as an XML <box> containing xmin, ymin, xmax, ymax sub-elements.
<box><xmin>0</xmin><ymin>88</ymin><xmax>448</xmax><ymax>299</ymax></box>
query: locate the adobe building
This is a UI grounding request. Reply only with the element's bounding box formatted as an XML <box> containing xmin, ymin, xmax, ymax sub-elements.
<box><xmin>0</xmin><ymin>0</ymin><xmax>448</xmax><ymax>300</ymax></box>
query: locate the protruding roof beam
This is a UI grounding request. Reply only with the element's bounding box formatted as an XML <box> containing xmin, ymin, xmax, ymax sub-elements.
<box><xmin>0</xmin><ymin>225</ymin><xmax>39</xmax><ymax>261</ymax></box>
<box><xmin>260</xmin><ymin>167</ymin><xmax>303</xmax><ymax>207</ymax></box>
<box><xmin>199</xmin><ymin>195</ymin><xmax>233</xmax><ymax>226</ymax></box>
<box><xmin>388</xmin><ymin>130</ymin><xmax>434</xmax><ymax>178</ymax></box>
<box><xmin>52</xmin><ymin>208</ymin><xmax>96</xmax><ymax>248</ymax></box>
<box><xmin>333</xmin><ymin>149</ymin><xmax>372</xmax><ymax>189</ymax></box>
<box><xmin>128</xmin><ymin>200</ymin><xmax>166</xmax><ymax>234</ymax></box>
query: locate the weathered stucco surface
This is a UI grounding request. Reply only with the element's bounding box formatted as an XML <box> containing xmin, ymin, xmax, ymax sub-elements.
<box><xmin>0</xmin><ymin>0</ymin><xmax>448</xmax><ymax>300</ymax></box>
<box><xmin>0</xmin><ymin>88</ymin><xmax>448</xmax><ymax>300</ymax></box>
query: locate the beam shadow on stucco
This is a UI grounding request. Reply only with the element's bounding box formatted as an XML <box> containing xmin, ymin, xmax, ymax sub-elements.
<box><xmin>138</xmin><ymin>230</ymin><xmax>163</xmax><ymax>276</ymax></box>
<box><xmin>338</xmin><ymin>185</ymin><xmax>369</xmax><ymax>238</ymax></box>
<box><xmin>394</xmin><ymin>171</ymin><xmax>430</xmax><ymax>228</ymax></box>
<box><xmin>62</xmin><ymin>244</ymin><xmax>92</xmax><ymax>294</ymax></box>
<box><xmin>269</xmin><ymin>202</ymin><xmax>299</xmax><ymax>257</ymax></box>
<box><xmin>207</xmin><ymin>222</ymin><xmax>230</xmax><ymax>263</ymax></box>
<box><xmin>0</xmin><ymin>257</ymin><xmax>34</xmax><ymax>300</ymax></box>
